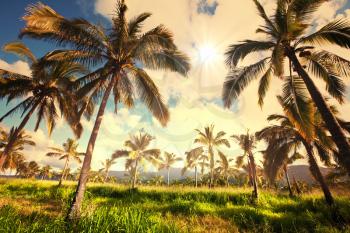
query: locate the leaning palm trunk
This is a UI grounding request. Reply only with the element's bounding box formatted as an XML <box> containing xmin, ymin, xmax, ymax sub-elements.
<box><xmin>249</xmin><ymin>152</ymin><xmax>258</xmax><ymax>199</ymax></box>
<box><xmin>58</xmin><ymin>158</ymin><xmax>69</xmax><ymax>187</ymax></box>
<box><xmin>293</xmin><ymin>176</ymin><xmax>302</xmax><ymax>195</ymax></box>
<box><xmin>283</xmin><ymin>165</ymin><xmax>294</xmax><ymax>197</ymax></box>
<box><xmin>302</xmin><ymin>141</ymin><xmax>334</xmax><ymax>206</ymax></box>
<box><xmin>0</xmin><ymin>102</ymin><xmax>39</xmax><ymax>169</ymax></box>
<box><xmin>67</xmin><ymin>78</ymin><xmax>116</xmax><ymax>220</ymax></box>
<box><xmin>286</xmin><ymin>48</ymin><xmax>350</xmax><ymax>175</ymax></box>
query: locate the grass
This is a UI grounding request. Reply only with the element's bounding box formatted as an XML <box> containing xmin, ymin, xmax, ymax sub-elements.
<box><xmin>0</xmin><ymin>179</ymin><xmax>349</xmax><ymax>232</ymax></box>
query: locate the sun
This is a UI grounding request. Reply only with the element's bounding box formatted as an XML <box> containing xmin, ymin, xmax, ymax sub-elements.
<box><xmin>197</xmin><ymin>43</ymin><xmax>218</xmax><ymax>64</ymax></box>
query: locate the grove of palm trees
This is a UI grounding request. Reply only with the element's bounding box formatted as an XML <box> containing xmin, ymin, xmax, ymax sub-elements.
<box><xmin>0</xmin><ymin>0</ymin><xmax>350</xmax><ymax>232</ymax></box>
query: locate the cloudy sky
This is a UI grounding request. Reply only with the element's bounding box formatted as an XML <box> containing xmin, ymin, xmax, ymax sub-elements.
<box><xmin>1</xmin><ymin>0</ymin><xmax>350</xmax><ymax>172</ymax></box>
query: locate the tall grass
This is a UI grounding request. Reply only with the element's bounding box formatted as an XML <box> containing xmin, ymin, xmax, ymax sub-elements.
<box><xmin>0</xmin><ymin>179</ymin><xmax>349</xmax><ymax>233</ymax></box>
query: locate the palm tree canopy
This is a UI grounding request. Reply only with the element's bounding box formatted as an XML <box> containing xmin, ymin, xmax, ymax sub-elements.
<box><xmin>20</xmin><ymin>1</ymin><xmax>191</xmax><ymax>126</ymax></box>
<box><xmin>195</xmin><ymin>125</ymin><xmax>230</xmax><ymax>148</ymax></box>
<box><xmin>223</xmin><ymin>0</ymin><xmax>350</xmax><ymax>107</ymax></box>
<box><xmin>46</xmin><ymin>138</ymin><xmax>84</xmax><ymax>163</ymax></box>
<box><xmin>156</xmin><ymin>152</ymin><xmax>182</xmax><ymax>170</ymax></box>
<box><xmin>0</xmin><ymin>42</ymin><xmax>87</xmax><ymax>137</ymax></box>
<box><xmin>0</xmin><ymin>129</ymin><xmax>35</xmax><ymax>171</ymax></box>
<box><xmin>112</xmin><ymin>131</ymin><xmax>160</xmax><ymax>170</ymax></box>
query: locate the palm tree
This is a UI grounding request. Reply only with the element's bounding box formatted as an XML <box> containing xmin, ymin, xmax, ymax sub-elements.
<box><xmin>0</xmin><ymin>129</ymin><xmax>35</xmax><ymax>173</ymax></box>
<box><xmin>232</xmin><ymin>132</ymin><xmax>259</xmax><ymax>198</ymax></box>
<box><xmin>0</xmin><ymin>42</ymin><xmax>85</xmax><ymax>170</ymax></box>
<box><xmin>261</xmin><ymin>143</ymin><xmax>303</xmax><ymax>197</ymax></box>
<box><xmin>195</xmin><ymin>125</ymin><xmax>230</xmax><ymax>188</ymax></box>
<box><xmin>256</xmin><ymin>96</ymin><xmax>340</xmax><ymax>206</ymax></box>
<box><xmin>215</xmin><ymin>151</ymin><xmax>238</xmax><ymax>187</ymax></box>
<box><xmin>46</xmin><ymin>138</ymin><xmax>84</xmax><ymax>186</ymax></box>
<box><xmin>156</xmin><ymin>152</ymin><xmax>182</xmax><ymax>186</ymax></box>
<box><xmin>25</xmin><ymin>161</ymin><xmax>40</xmax><ymax>178</ymax></box>
<box><xmin>182</xmin><ymin>147</ymin><xmax>206</xmax><ymax>187</ymax></box>
<box><xmin>112</xmin><ymin>132</ymin><xmax>160</xmax><ymax>189</ymax></box>
<box><xmin>19</xmin><ymin>1</ymin><xmax>190</xmax><ymax>217</ymax></box>
<box><xmin>39</xmin><ymin>165</ymin><xmax>52</xmax><ymax>180</ymax></box>
<box><xmin>223</xmin><ymin>0</ymin><xmax>350</xmax><ymax>174</ymax></box>
<box><xmin>100</xmin><ymin>158</ymin><xmax>117</xmax><ymax>182</ymax></box>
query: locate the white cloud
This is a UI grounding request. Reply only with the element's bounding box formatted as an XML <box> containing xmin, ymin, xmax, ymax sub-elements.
<box><xmin>0</xmin><ymin>59</ymin><xmax>31</xmax><ymax>76</ymax></box>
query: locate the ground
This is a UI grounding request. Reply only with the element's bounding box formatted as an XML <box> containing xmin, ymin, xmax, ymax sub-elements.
<box><xmin>0</xmin><ymin>179</ymin><xmax>349</xmax><ymax>232</ymax></box>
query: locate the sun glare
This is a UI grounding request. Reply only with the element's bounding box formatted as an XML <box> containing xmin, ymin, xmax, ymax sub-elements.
<box><xmin>198</xmin><ymin>43</ymin><xmax>218</xmax><ymax>64</ymax></box>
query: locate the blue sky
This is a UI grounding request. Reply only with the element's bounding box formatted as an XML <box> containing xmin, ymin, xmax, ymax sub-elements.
<box><xmin>1</xmin><ymin>0</ymin><xmax>350</xmax><ymax>172</ymax></box>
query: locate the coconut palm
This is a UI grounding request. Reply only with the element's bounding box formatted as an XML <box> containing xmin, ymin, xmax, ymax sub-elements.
<box><xmin>182</xmin><ymin>147</ymin><xmax>206</xmax><ymax>187</ymax></box>
<box><xmin>0</xmin><ymin>42</ymin><xmax>85</xmax><ymax>170</ymax></box>
<box><xmin>46</xmin><ymin>138</ymin><xmax>84</xmax><ymax>187</ymax></box>
<box><xmin>215</xmin><ymin>151</ymin><xmax>238</xmax><ymax>187</ymax></box>
<box><xmin>195</xmin><ymin>125</ymin><xmax>230</xmax><ymax>188</ymax></box>
<box><xmin>39</xmin><ymin>165</ymin><xmax>52</xmax><ymax>180</ymax></box>
<box><xmin>112</xmin><ymin>132</ymin><xmax>160</xmax><ymax>189</ymax></box>
<box><xmin>19</xmin><ymin>1</ymin><xmax>190</xmax><ymax>217</ymax></box>
<box><xmin>256</xmin><ymin>95</ymin><xmax>341</xmax><ymax>206</ymax></box>
<box><xmin>156</xmin><ymin>152</ymin><xmax>182</xmax><ymax>186</ymax></box>
<box><xmin>232</xmin><ymin>132</ymin><xmax>259</xmax><ymax>198</ymax></box>
<box><xmin>100</xmin><ymin>158</ymin><xmax>117</xmax><ymax>182</ymax></box>
<box><xmin>0</xmin><ymin>129</ymin><xmax>35</xmax><ymax>173</ymax></box>
<box><xmin>223</xmin><ymin>0</ymin><xmax>350</xmax><ymax>174</ymax></box>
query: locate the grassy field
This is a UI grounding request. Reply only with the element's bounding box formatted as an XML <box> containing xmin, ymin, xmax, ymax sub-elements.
<box><xmin>0</xmin><ymin>179</ymin><xmax>349</xmax><ymax>233</ymax></box>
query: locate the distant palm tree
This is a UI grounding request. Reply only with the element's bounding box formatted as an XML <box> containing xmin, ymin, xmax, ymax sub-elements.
<box><xmin>100</xmin><ymin>158</ymin><xmax>117</xmax><ymax>182</ymax></box>
<box><xmin>22</xmin><ymin>161</ymin><xmax>40</xmax><ymax>178</ymax></box>
<box><xmin>223</xmin><ymin>0</ymin><xmax>350</xmax><ymax>174</ymax></box>
<box><xmin>113</xmin><ymin>132</ymin><xmax>160</xmax><ymax>189</ymax></box>
<box><xmin>0</xmin><ymin>129</ymin><xmax>35</xmax><ymax>173</ymax></box>
<box><xmin>195</xmin><ymin>125</ymin><xmax>230</xmax><ymax>188</ymax></box>
<box><xmin>19</xmin><ymin>1</ymin><xmax>190</xmax><ymax>217</ymax></box>
<box><xmin>39</xmin><ymin>165</ymin><xmax>52</xmax><ymax>180</ymax></box>
<box><xmin>215</xmin><ymin>151</ymin><xmax>238</xmax><ymax>187</ymax></box>
<box><xmin>156</xmin><ymin>152</ymin><xmax>182</xmax><ymax>186</ymax></box>
<box><xmin>46</xmin><ymin>138</ymin><xmax>84</xmax><ymax>186</ymax></box>
<box><xmin>232</xmin><ymin>132</ymin><xmax>258</xmax><ymax>198</ymax></box>
<box><xmin>182</xmin><ymin>147</ymin><xmax>206</xmax><ymax>187</ymax></box>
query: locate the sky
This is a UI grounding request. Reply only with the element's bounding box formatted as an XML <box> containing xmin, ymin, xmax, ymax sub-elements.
<box><xmin>1</xmin><ymin>0</ymin><xmax>350</xmax><ymax>172</ymax></box>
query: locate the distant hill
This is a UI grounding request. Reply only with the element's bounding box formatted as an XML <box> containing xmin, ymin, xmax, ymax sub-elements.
<box><xmin>109</xmin><ymin>165</ymin><xmax>333</xmax><ymax>184</ymax></box>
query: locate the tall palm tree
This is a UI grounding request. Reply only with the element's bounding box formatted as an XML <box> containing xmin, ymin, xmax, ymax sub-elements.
<box><xmin>19</xmin><ymin>1</ymin><xmax>190</xmax><ymax>217</ymax></box>
<box><xmin>256</xmin><ymin>96</ymin><xmax>340</xmax><ymax>206</ymax></box>
<box><xmin>39</xmin><ymin>165</ymin><xmax>52</xmax><ymax>180</ymax></box>
<box><xmin>0</xmin><ymin>129</ymin><xmax>35</xmax><ymax>173</ymax></box>
<box><xmin>100</xmin><ymin>158</ymin><xmax>117</xmax><ymax>182</ymax></box>
<box><xmin>232</xmin><ymin>132</ymin><xmax>259</xmax><ymax>198</ymax></box>
<box><xmin>112</xmin><ymin>132</ymin><xmax>160</xmax><ymax>189</ymax></box>
<box><xmin>156</xmin><ymin>152</ymin><xmax>182</xmax><ymax>186</ymax></box>
<box><xmin>182</xmin><ymin>147</ymin><xmax>206</xmax><ymax>187</ymax></box>
<box><xmin>223</xmin><ymin>0</ymin><xmax>350</xmax><ymax>173</ymax></box>
<box><xmin>0</xmin><ymin>42</ymin><xmax>85</xmax><ymax>170</ymax></box>
<box><xmin>195</xmin><ymin>125</ymin><xmax>230</xmax><ymax>188</ymax></box>
<box><xmin>46</xmin><ymin>138</ymin><xmax>84</xmax><ymax>186</ymax></box>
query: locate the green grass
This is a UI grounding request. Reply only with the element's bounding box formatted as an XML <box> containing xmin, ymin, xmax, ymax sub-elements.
<box><xmin>0</xmin><ymin>179</ymin><xmax>349</xmax><ymax>232</ymax></box>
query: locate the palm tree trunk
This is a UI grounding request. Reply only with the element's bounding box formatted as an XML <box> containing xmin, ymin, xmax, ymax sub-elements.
<box><xmin>283</xmin><ymin>165</ymin><xmax>294</xmax><ymax>197</ymax></box>
<box><xmin>195</xmin><ymin>166</ymin><xmax>198</xmax><ymax>188</ymax></box>
<box><xmin>249</xmin><ymin>152</ymin><xmax>258</xmax><ymax>199</ymax></box>
<box><xmin>67</xmin><ymin>77</ymin><xmax>116</xmax><ymax>220</ymax></box>
<box><xmin>0</xmin><ymin>102</ymin><xmax>39</xmax><ymax>169</ymax></box>
<box><xmin>209</xmin><ymin>146</ymin><xmax>214</xmax><ymax>188</ymax></box>
<box><xmin>302</xmin><ymin>140</ymin><xmax>334</xmax><ymax>206</ymax></box>
<box><xmin>293</xmin><ymin>175</ymin><xmax>302</xmax><ymax>195</ymax></box>
<box><xmin>132</xmin><ymin>160</ymin><xmax>138</xmax><ymax>189</ymax></box>
<box><xmin>59</xmin><ymin>158</ymin><xmax>69</xmax><ymax>187</ymax></box>
<box><xmin>104</xmin><ymin>168</ymin><xmax>109</xmax><ymax>182</ymax></box>
<box><xmin>167</xmin><ymin>168</ymin><xmax>170</xmax><ymax>186</ymax></box>
<box><xmin>286</xmin><ymin>48</ymin><xmax>350</xmax><ymax>175</ymax></box>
